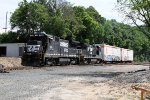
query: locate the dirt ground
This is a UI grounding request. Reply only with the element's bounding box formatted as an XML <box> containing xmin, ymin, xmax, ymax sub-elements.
<box><xmin>30</xmin><ymin>78</ymin><xmax>141</xmax><ymax>100</ymax></box>
<box><xmin>0</xmin><ymin>57</ymin><xmax>150</xmax><ymax>100</ymax></box>
<box><xmin>29</xmin><ymin>70</ymin><xmax>150</xmax><ymax>100</ymax></box>
<box><xmin>0</xmin><ymin>57</ymin><xmax>23</xmax><ymax>69</ymax></box>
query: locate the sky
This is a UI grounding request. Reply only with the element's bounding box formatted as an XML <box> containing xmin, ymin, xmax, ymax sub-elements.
<box><xmin>0</xmin><ymin>0</ymin><xmax>125</xmax><ymax>33</ymax></box>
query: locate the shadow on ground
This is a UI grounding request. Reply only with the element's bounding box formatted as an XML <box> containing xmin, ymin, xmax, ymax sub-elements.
<box><xmin>53</xmin><ymin>72</ymin><xmax>124</xmax><ymax>78</ymax></box>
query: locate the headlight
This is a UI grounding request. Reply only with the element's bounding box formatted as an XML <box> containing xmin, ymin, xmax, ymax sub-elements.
<box><xmin>34</xmin><ymin>50</ymin><xmax>38</xmax><ymax>52</ymax></box>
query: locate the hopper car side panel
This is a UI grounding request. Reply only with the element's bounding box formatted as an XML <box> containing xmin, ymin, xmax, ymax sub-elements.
<box><xmin>99</xmin><ymin>44</ymin><xmax>121</xmax><ymax>62</ymax></box>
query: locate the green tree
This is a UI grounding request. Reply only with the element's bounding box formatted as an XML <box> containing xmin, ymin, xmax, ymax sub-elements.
<box><xmin>117</xmin><ymin>0</ymin><xmax>150</xmax><ymax>39</ymax></box>
<box><xmin>86</xmin><ymin>6</ymin><xmax>106</xmax><ymax>25</ymax></box>
<box><xmin>0</xmin><ymin>32</ymin><xmax>20</xmax><ymax>43</ymax></box>
<box><xmin>45</xmin><ymin>16</ymin><xmax>68</xmax><ymax>38</ymax></box>
<box><xmin>33</xmin><ymin>0</ymin><xmax>80</xmax><ymax>40</ymax></box>
<box><xmin>74</xmin><ymin>6</ymin><xmax>104</xmax><ymax>44</ymax></box>
<box><xmin>10</xmin><ymin>0</ymin><xmax>49</xmax><ymax>34</ymax></box>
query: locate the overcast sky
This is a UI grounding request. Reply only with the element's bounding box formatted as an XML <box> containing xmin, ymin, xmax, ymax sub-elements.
<box><xmin>0</xmin><ymin>0</ymin><xmax>124</xmax><ymax>33</ymax></box>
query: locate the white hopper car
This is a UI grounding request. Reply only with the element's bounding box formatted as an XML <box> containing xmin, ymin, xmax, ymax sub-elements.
<box><xmin>121</xmin><ymin>48</ymin><xmax>133</xmax><ymax>62</ymax></box>
<box><xmin>95</xmin><ymin>44</ymin><xmax>133</xmax><ymax>62</ymax></box>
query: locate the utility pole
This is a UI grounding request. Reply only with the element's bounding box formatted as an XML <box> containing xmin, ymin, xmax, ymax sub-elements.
<box><xmin>3</xmin><ymin>12</ymin><xmax>8</xmax><ymax>33</ymax></box>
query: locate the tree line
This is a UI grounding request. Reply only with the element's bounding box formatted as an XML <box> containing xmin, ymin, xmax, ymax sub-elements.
<box><xmin>0</xmin><ymin>0</ymin><xmax>150</xmax><ymax>61</ymax></box>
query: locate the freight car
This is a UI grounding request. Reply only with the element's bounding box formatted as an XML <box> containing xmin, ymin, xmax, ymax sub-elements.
<box><xmin>94</xmin><ymin>44</ymin><xmax>134</xmax><ymax>63</ymax></box>
<box><xmin>21</xmin><ymin>32</ymin><xmax>100</xmax><ymax>66</ymax></box>
<box><xmin>121</xmin><ymin>48</ymin><xmax>133</xmax><ymax>62</ymax></box>
<box><xmin>94</xmin><ymin>44</ymin><xmax>121</xmax><ymax>62</ymax></box>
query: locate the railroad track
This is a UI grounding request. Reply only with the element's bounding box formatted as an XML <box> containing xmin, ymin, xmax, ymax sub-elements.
<box><xmin>1</xmin><ymin>62</ymin><xmax>149</xmax><ymax>72</ymax></box>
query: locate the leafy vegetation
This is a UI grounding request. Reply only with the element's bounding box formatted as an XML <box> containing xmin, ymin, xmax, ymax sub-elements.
<box><xmin>0</xmin><ymin>0</ymin><xmax>149</xmax><ymax>61</ymax></box>
<box><xmin>117</xmin><ymin>0</ymin><xmax>150</xmax><ymax>39</ymax></box>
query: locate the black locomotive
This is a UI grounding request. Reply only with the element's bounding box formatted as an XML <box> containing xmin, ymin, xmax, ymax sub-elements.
<box><xmin>22</xmin><ymin>32</ymin><xmax>101</xmax><ymax>66</ymax></box>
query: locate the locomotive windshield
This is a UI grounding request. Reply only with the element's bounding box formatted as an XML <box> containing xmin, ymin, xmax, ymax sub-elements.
<box><xmin>27</xmin><ymin>40</ymin><xmax>42</xmax><ymax>45</ymax></box>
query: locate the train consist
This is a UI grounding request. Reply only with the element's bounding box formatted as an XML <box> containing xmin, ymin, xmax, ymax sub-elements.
<box><xmin>21</xmin><ymin>32</ymin><xmax>133</xmax><ymax>66</ymax></box>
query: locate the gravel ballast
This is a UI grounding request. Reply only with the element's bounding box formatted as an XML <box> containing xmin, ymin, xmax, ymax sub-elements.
<box><xmin>0</xmin><ymin>65</ymin><xmax>150</xmax><ymax>100</ymax></box>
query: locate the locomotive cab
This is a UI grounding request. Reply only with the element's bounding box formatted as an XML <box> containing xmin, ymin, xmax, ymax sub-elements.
<box><xmin>22</xmin><ymin>32</ymin><xmax>48</xmax><ymax>66</ymax></box>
